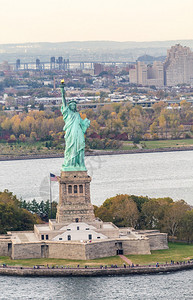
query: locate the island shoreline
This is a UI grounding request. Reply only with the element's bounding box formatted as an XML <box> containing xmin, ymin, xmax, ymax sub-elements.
<box><xmin>1</xmin><ymin>146</ymin><xmax>193</xmax><ymax>161</ymax></box>
<box><xmin>0</xmin><ymin>262</ymin><xmax>193</xmax><ymax>277</ymax></box>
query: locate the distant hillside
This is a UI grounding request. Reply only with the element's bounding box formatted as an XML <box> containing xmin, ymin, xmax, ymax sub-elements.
<box><xmin>137</xmin><ymin>55</ymin><xmax>166</xmax><ymax>63</ymax></box>
<box><xmin>0</xmin><ymin>40</ymin><xmax>193</xmax><ymax>63</ymax></box>
<box><xmin>1</xmin><ymin>40</ymin><xmax>193</xmax><ymax>50</ymax></box>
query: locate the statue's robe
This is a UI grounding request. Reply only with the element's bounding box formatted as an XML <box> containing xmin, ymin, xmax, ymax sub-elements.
<box><xmin>61</xmin><ymin>104</ymin><xmax>90</xmax><ymax>171</ymax></box>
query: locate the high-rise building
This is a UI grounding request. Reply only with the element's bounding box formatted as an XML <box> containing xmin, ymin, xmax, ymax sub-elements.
<box><xmin>137</xmin><ymin>62</ymin><xmax>148</xmax><ymax>86</ymax></box>
<box><xmin>147</xmin><ymin>61</ymin><xmax>164</xmax><ymax>87</ymax></box>
<box><xmin>129</xmin><ymin>61</ymin><xmax>164</xmax><ymax>87</ymax></box>
<box><xmin>94</xmin><ymin>63</ymin><xmax>104</xmax><ymax>75</ymax></box>
<box><xmin>164</xmin><ymin>44</ymin><xmax>193</xmax><ymax>86</ymax></box>
<box><xmin>129</xmin><ymin>62</ymin><xmax>147</xmax><ymax>85</ymax></box>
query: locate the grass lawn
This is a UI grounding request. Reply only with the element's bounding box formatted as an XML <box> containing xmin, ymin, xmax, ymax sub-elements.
<box><xmin>127</xmin><ymin>242</ymin><xmax>193</xmax><ymax>265</ymax></box>
<box><xmin>1</xmin><ymin>139</ymin><xmax>193</xmax><ymax>158</ymax></box>
<box><xmin>0</xmin><ymin>255</ymin><xmax>123</xmax><ymax>268</ymax></box>
<box><xmin>121</xmin><ymin>142</ymin><xmax>136</xmax><ymax>150</ymax></box>
<box><xmin>0</xmin><ymin>141</ymin><xmax>63</xmax><ymax>158</ymax></box>
<box><xmin>141</xmin><ymin>139</ymin><xmax>193</xmax><ymax>149</ymax></box>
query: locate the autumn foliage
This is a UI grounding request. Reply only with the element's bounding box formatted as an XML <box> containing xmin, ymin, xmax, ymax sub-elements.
<box><xmin>94</xmin><ymin>194</ymin><xmax>193</xmax><ymax>242</ymax></box>
<box><xmin>0</xmin><ymin>100</ymin><xmax>193</xmax><ymax>146</ymax></box>
<box><xmin>0</xmin><ymin>110</ymin><xmax>64</xmax><ymax>141</ymax></box>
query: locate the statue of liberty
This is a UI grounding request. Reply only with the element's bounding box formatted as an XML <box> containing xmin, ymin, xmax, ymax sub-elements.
<box><xmin>60</xmin><ymin>81</ymin><xmax>90</xmax><ymax>171</ymax></box>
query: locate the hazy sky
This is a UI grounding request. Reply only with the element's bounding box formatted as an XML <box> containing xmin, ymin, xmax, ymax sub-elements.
<box><xmin>0</xmin><ymin>0</ymin><xmax>193</xmax><ymax>44</ymax></box>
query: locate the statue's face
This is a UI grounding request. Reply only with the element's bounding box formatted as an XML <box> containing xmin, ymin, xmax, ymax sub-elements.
<box><xmin>69</xmin><ymin>102</ymin><xmax>76</xmax><ymax>112</ymax></box>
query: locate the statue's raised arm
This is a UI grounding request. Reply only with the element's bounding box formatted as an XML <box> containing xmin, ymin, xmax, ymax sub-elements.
<box><xmin>60</xmin><ymin>80</ymin><xmax>90</xmax><ymax>172</ymax></box>
<box><xmin>60</xmin><ymin>80</ymin><xmax>67</xmax><ymax>108</ymax></box>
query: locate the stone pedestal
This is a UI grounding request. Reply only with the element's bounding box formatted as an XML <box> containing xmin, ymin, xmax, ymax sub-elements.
<box><xmin>56</xmin><ymin>171</ymin><xmax>95</xmax><ymax>223</ymax></box>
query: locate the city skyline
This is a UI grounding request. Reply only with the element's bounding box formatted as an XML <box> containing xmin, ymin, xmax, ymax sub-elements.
<box><xmin>0</xmin><ymin>0</ymin><xmax>193</xmax><ymax>44</ymax></box>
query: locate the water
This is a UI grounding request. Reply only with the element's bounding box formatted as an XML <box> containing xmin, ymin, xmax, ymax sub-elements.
<box><xmin>0</xmin><ymin>151</ymin><xmax>193</xmax><ymax>205</ymax></box>
<box><xmin>0</xmin><ymin>270</ymin><xmax>193</xmax><ymax>299</ymax></box>
<box><xmin>1</xmin><ymin>151</ymin><xmax>193</xmax><ymax>298</ymax></box>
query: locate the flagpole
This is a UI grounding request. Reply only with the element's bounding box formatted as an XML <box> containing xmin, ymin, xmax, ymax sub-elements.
<box><xmin>50</xmin><ymin>173</ymin><xmax>52</xmax><ymax>219</ymax></box>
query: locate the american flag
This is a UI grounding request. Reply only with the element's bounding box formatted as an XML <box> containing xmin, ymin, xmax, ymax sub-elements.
<box><xmin>50</xmin><ymin>173</ymin><xmax>58</xmax><ymax>182</ymax></box>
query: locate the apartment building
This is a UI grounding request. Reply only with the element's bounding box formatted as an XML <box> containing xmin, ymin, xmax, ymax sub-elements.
<box><xmin>129</xmin><ymin>61</ymin><xmax>164</xmax><ymax>87</ymax></box>
<box><xmin>164</xmin><ymin>44</ymin><xmax>193</xmax><ymax>86</ymax></box>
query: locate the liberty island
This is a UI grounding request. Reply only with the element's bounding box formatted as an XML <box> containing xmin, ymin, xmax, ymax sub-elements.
<box><xmin>0</xmin><ymin>81</ymin><xmax>168</xmax><ymax>260</ymax></box>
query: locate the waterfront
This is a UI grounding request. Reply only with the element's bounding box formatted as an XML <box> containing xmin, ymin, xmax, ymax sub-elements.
<box><xmin>0</xmin><ymin>269</ymin><xmax>193</xmax><ymax>299</ymax></box>
<box><xmin>1</xmin><ymin>151</ymin><xmax>193</xmax><ymax>205</ymax></box>
<box><xmin>1</xmin><ymin>151</ymin><xmax>193</xmax><ymax>297</ymax></box>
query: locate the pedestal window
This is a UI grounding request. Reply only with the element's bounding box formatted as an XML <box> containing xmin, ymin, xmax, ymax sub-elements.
<box><xmin>79</xmin><ymin>185</ymin><xmax>83</xmax><ymax>193</ymax></box>
<box><xmin>74</xmin><ymin>185</ymin><xmax>77</xmax><ymax>193</ymax></box>
<box><xmin>68</xmin><ymin>185</ymin><xmax>72</xmax><ymax>194</ymax></box>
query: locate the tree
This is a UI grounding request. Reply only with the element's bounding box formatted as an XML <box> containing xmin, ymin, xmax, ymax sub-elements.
<box><xmin>21</xmin><ymin>116</ymin><xmax>35</xmax><ymax>136</ymax></box>
<box><xmin>23</xmin><ymin>106</ymin><xmax>28</xmax><ymax>113</ymax></box>
<box><xmin>127</xmin><ymin>107</ymin><xmax>145</xmax><ymax>141</ymax></box>
<box><xmin>114</xmin><ymin>197</ymin><xmax>139</xmax><ymax>228</ymax></box>
<box><xmin>102</xmin><ymin>109</ymin><xmax>111</xmax><ymax>120</ymax></box>
<box><xmin>141</xmin><ymin>197</ymin><xmax>173</xmax><ymax>230</ymax></box>
<box><xmin>39</xmin><ymin>103</ymin><xmax>45</xmax><ymax>111</ymax></box>
<box><xmin>95</xmin><ymin>194</ymin><xmax>192</xmax><ymax>241</ymax></box>
<box><xmin>95</xmin><ymin>194</ymin><xmax>139</xmax><ymax>228</ymax></box>
<box><xmin>180</xmin><ymin>100</ymin><xmax>193</xmax><ymax>124</ymax></box>
<box><xmin>1</xmin><ymin>118</ymin><xmax>12</xmax><ymax>131</ymax></box>
<box><xmin>9</xmin><ymin>134</ymin><xmax>16</xmax><ymax>142</ymax></box>
<box><xmin>112</xmin><ymin>103</ymin><xmax>121</xmax><ymax>114</ymax></box>
<box><xmin>90</xmin><ymin>120</ymin><xmax>100</xmax><ymax>132</ymax></box>
<box><xmin>178</xmin><ymin>210</ymin><xmax>193</xmax><ymax>243</ymax></box>
<box><xmin>30</xmin><ymin>131</ymin><xmax>37</xmax><ymax>141</ymax></box>
<box><xmin>20</xmin><ymin>198</ymin><xmax>57</xmax><ymax>221</ymax></box>
<box><xmin>155</xmin><ymin>90</ymin><xmax>166</xmax><ymax>100</ymax></box>
<box><xmin>163</xmin><ymin>200</ymin><xmax>190</xmax><ymax>238</ymax></box>
<box><xmin>158</xmin><ymin>111</ymin><xmax>167</xmax><ymax>138</ymax></box>
<box><xmin>11</xmin><ymin>115</ymin><xmax>21</xmax><ymax>136</ymax></box>
<box><xmin>0</xmin><ymin>190</ymin><xmax>42</xmax><ymax>233</ymax></box>
<box><xmin>152</xmin><ymin>101</ymin><xmax>167</xmax><ymax>116</ymax></box>
<box><xmin>19</xmin><ymin>134</ymin><xmax>26</xmax><ymax>142</ymax></box>
<box><xmin>5</xmin><ymin>96</ymin><xmax>16</xmax><ymax>107</ymax></box>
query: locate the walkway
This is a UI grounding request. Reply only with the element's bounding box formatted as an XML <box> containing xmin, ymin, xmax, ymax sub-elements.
<box><xmin>119</xmin><ymin>255</ymin><xmax>133</xmax><ymax>265</ymax></box>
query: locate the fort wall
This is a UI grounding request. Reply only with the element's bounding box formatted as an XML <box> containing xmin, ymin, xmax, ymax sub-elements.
<box><xmin>137</xmin><ymin>230</ymin><xmax>168</xmax><ymax>250</ymax></box>
<box><xmin>122</xmin><ymin>239</ymin><xmax>151</xmax><ymax>255</ymax></box>
<box><xmin>48</xmin><ymin>242</ymin><xmax>86</xmax><ymax>260</ymax></box>
<box><xmin>12</xmin><ymin>242</ymin><xmax>42</xmax><ymax>260</ymax></box>
<box><xmin>0</xmin><ymin>239</ymin><xmax>12</xmax><ymax>256</ymax></box>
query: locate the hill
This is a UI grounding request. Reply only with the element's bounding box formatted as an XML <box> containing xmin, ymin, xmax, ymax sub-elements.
<box><xmin>1</xmin><ymin>40</ymin><xmax>193</xmax><ymax>63</ymax></box>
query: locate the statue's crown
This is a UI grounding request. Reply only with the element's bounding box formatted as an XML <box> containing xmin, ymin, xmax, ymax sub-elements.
<box><xmin>68</xmin><ymin>100</ymin><xmax>77</xmax><ymax>105</ymax></box>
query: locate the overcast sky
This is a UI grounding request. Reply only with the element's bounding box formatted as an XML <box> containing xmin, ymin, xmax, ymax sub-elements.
<box><xmin>0</xmin><ymin>0</ymin><xmax>193</xmax><ymax>44</ymax></box>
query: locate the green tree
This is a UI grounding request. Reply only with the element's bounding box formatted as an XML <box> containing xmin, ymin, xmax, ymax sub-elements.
<box><xmin>95</xmin><ymin>194</ymin><xmax>139</xmax><ymax>228</ymax></box>
<box><xmin>178</xmin><ymin>210</ymin><xmax>193</xmax><ymax>243</ymax></box>
<box><xmin>0</xmin><ymin>190</ymin><xmax>42</xmax><ymax>233</ymax></box>
<box><xmin>20</xmin><ymin>198</ymin><xmax>57</xmax><ymax>221</ymax></box>
<box><xmin>141</xmin><ymin>197</ymin><xmax>173</xmax><ymax>230</ymax></box>
<box><xmin>39</xmin><ymin>103</ymin><xmax>45</xmax><ymax>111</ymax></box>
<box><xmin>163</xmin><ymin>200</ymin><xmax>190</xmax><ymax>238</ymax></box>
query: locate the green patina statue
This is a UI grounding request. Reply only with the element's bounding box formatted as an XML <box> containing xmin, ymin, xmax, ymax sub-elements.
<box><xmin>60</xmin><ymin>81</ymin><xmax>90</xmax><ymax>171</ymax></box>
